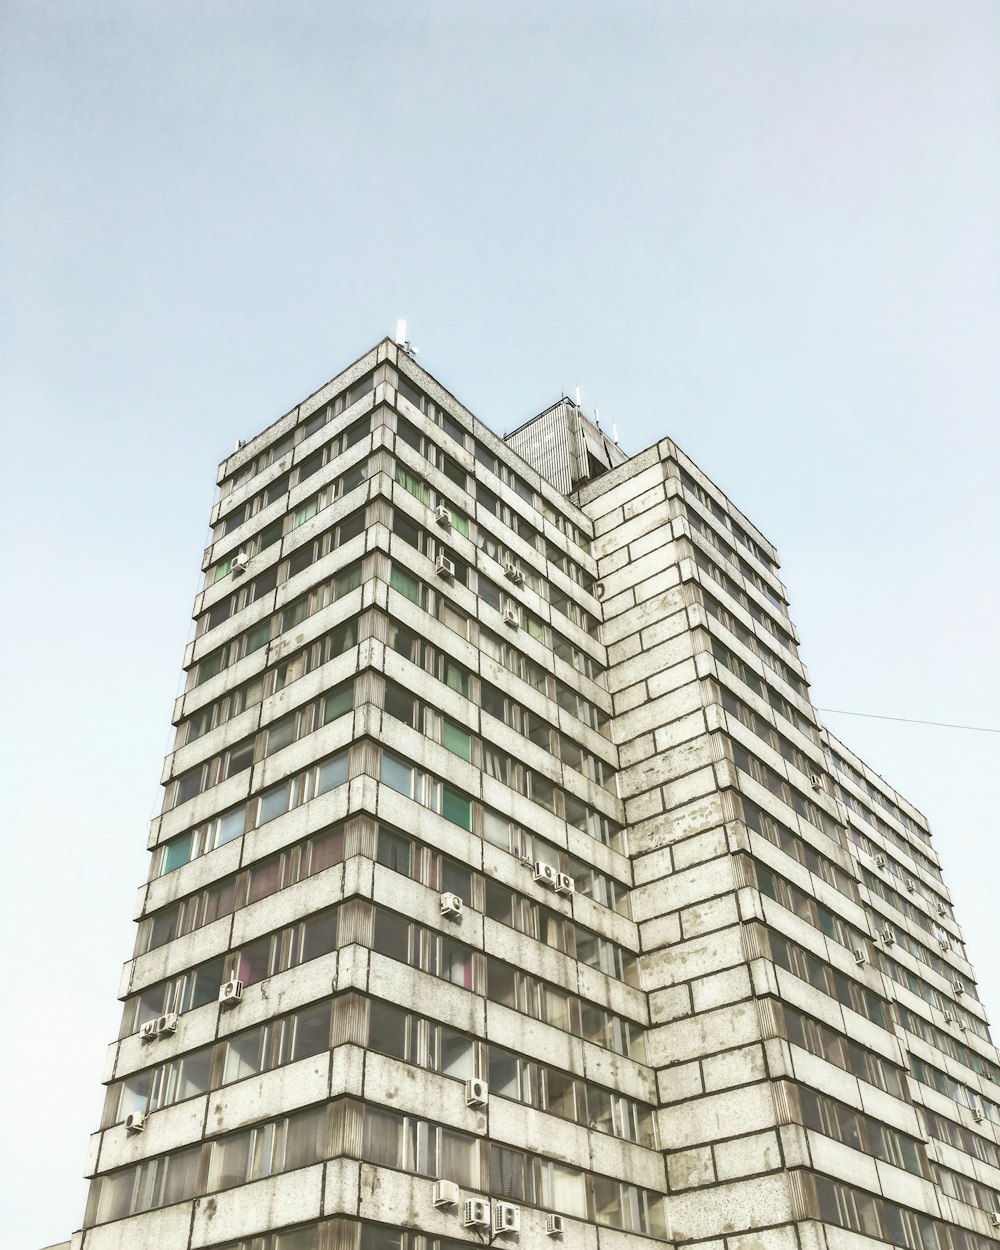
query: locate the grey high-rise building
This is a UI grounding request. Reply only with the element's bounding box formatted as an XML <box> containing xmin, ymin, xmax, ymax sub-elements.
<box><xmin>72</xmin><ymin>339</ymin><xmax>1000</xmax><ymax>1250</ymax></box>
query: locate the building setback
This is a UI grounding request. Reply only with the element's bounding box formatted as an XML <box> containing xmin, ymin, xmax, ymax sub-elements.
<box><xmin>73</xmin><ymin>339</ymin><xmax>1000</xmax><ymax>1250</ymax></box>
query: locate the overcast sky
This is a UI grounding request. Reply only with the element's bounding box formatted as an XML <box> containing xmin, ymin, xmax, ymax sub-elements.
<box><xmin>2</xmin><ymin>3</ymin><xmax>998</xmax><ymax>1245</ymax></box>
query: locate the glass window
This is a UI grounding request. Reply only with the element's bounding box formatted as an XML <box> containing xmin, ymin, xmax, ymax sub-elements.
<box><xmin>377</xmin><ymin>827</ymin><xmax>413</xmax><ymax>875</ymax></box>
<box><xmin>339</xmin><ymin>509</ymin><xmax>366</xmax><ymax>544</ymax></box>
<box><xmin>259</xmin><ymin>783</ymin><xmax>290</xmax><ymax>824</ymax></box>
<box><xmin>323</xmin><ymin>685</ymin><xmax>353</xmax><ymax>723</ymax></box>
<box><xmin>385</xmin><ymin>686</ymin><xmax>416</xmax><ymax>726</ymax></box>
<box><xmin>369</xmin><ymin>1000</ymin><xmax>408</xmax><ymax>1060</ymax></box>
<box><xmin>439</xmin><ymin>1028</ymin><xmax>475</xmax><ymax>1078</ymax></box>
<box><xmin>373</xmin><ymin>909</ymin><xmax>410</xmax><ymax>961</ymax></box>
<box><xmin>301</xmin><ymin>909</ymin><xmax>338</xmax><ymax>962</ymax></box>
<box><xmin>442</xmin><ymin>720</ymin><xmax>472</xmax><ymax>761</ymax></box>
<box><xmin>211</xmin><ymin>1129</ymin><xmax>252</xmax><ymax>1189</ymax></box>
<box><xmin>317</xmin><ymin>753</ymin><xmax>348</xmax><ymax>793</ymax></box>
<box><xmin>442</xmin><ymin>787</ymin><xmax>471</xmax><ymax>829</ymax></box>
<box><xmin>258</xmin><ymin>518</ymin><xmax>284</xmax><ymax>551</ymax></box>
<box><xmin>439</xmin><ymin>1126</ymin><xmax>477</xmax><ymax>1187</ymax></box>
<box><xmin>535</xmin><ymin>1159</ymin><xmax>587</xmax><ymax>1217</ymax></box>
<box><xmin>239</xmin><ymin>937</ymin><xmax>272</xmax><ymax>986</ymax></box>
<box><xmin>441</xmin><ymin>454</ymin><xmax>466</xmax><ymax>489</ymax></box>
<box><xmin>223</xmin><ymin>1027</ymin><xmax>266</xmax><ymax>1083</ymax></box>
<box><xmin>293</xmin><ymin>498</ymin><xmax>319</xmax><ymax>528</ymax></box>
<box><xmin>310</xmin><ymin>826</ymin><xmax>345</xmax><ymax>873</ymax></box>
<box><xmin>443</xmin><ymin>659</ymin><xmax>469</xmax><ymax>697</ymax></box>
<box><xmin>362</xmin><ymin>1106</ymin><xmax>403</xmax><ymax>1168</ymax></box>
<box><xmin>381</xmin><ymin>754</ymin><xmax>414</xmax><ymax>797</ymax></box>
<box><xmin>246</xmin><ymin>619</ymin><xmax>271</xmax><ymax>652</ymax></box>
<box><xmin>390</xmin><ymin>566</ymin><xmax>420</xmax><ymax>603</ymax></box>
<box><xmin>162</xmin><ymin>832</ymin><xmax>192</xmax><ymax>874</ymax></box>
<box><xmin>284</xmin><ymin>1104</ymin><xmax>329</xmax><ymax>1171</ymax></box>
<box><xmin>265</xmin><ymin>714</ymin><xmax>297</xmax><ymax>756</ymax></box>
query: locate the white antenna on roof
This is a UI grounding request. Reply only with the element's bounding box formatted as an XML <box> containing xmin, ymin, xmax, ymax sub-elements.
<box><xmin>394</xmin><ymin>319</ymin><xmax>419</xmax><ymax>357</ymax></box>
<box><xmin>574</xmin><ymin>385</ymin><xmax>582</xmax><ymax>406</ymax></box>
<box><xmin>612</xmin><ymin>423</ymin><xmax>620</xmax><ymax>445</ymax></box>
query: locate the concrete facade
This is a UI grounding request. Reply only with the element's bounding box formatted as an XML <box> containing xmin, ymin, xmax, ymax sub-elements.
<box><xmin>72</xmin><ymin>341</ymin><xmax>1000</xmax><ymax>1250</ymax></box>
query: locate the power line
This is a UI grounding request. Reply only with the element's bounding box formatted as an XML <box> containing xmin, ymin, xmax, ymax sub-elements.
<box><xmin>817</xmin><ymin>708</ymin><xmax>1000</xmax><ymax>735</ymax></box>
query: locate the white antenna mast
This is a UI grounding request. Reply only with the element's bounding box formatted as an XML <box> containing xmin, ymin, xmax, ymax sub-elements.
<box><xmin>394</xmin><ymin>319</ymin><xmax>419</xmax><ymax>357</ymax></box>
<box><xmin>574</xmin><ymin>385</ymin><xmax>582</xmax><ymax>406</ymax></box>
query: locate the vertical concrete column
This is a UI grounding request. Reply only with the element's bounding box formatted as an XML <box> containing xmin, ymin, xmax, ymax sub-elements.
<box><xmin>581</xmin><ymin>449</ymin><xmax>800</xmax><ymax>1247</ymax></box>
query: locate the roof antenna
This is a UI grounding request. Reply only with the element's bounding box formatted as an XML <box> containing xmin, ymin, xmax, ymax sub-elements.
<box><xmin>612</xmin><ymin>422</ymin><xmax>620</xmax><ymax>445</ymax></box>
<box><xmin>394</xmin><ymin>319</ymin><xmax>419</xmax><ymax>357</ymax></box>
<box><xmin>574</xmin><ymin>385</ymin><xmax>582</xmax><ymax>406</ymax></box>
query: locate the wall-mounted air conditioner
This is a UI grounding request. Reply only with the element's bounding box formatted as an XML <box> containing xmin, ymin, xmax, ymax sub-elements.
<box><xmin>232</xmin><ymin>551</ymin><xmax>249</xmax><ymax>577</ymax></box>
<box><xmin>504</xmin><ymin>562</ymin><xmax>525</xmax><ymax>586</ymax></box>
<box><xmin>219</xmin><ymin>977</ymin><xmax>243</xmax><ymax>1007</ymax></box>
<box><xmin>533</xmin><ymin>861</ymin><xmax>556</xmax><ymax>888</ymax></box>
<box><xmin>440</xmin><ymin>892</ymin><xmax>463</xmax><ymax>919</ymax></box>
<box><xmin>463</xmin><ymin>1199</ymin><xmax>491</xmax><ymax>1228</ymax></box>
<box><xmin>545</xmin><ymin>1213</ymin><xmax>565</xmax><ymax>1236</ymax></box>
<box><xmin>435</xmin><ymin>554</ymin><xmax>455</xmax><ymax>580</ymax></box>
<box><xmin>124</xmin><ymin>1112</ymin><xmax>146</xmax><ymax>1134</ymax></box>
<box><xmin>879</xmin><ymin>926</ymin><xmax>895</xmax><ymax>946</ymax></box>
<box><xmin>493</xmin><ymin>1201</ymin><xmax>521</xmax><ymax>1233</ymax></box>
<box><xmin>503</xmin><ymin>607</ymin><xmax>519</xmax><ymax>629</ymax></box>
<box><xmin>555</xmin><ymin>872</ymin><xmax>575</xmax><ymax>896</ymax></box>
<box><xmin>157</xmin><ymin>1013</ymin><xmax>178</xmax><ymax>1036</ymax></box>
<box><xmin>432</xmin><ymin>1180</ymin><xmax>460</xmax><ymax>1207</ymax></box>
<box><xmin>465</xmin><ymin>1077</ymin><xmax>488</xmax><ymax>1107</ymax></box>
<box><xmin>434</xmin><ymin>505</ymin><xmax>451</xmax><ymax>528</ymax></box>
<box><xmin>140</xmin><ymin>1020</ymin><xmax>159</xmax><ymax>1043</ymax></box>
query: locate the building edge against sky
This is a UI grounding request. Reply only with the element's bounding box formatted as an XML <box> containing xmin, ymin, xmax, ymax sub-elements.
<box><xmin>69</xmin><ymin>338</ymin><xmax>1000</xmax><ymax>1249</ymax></box>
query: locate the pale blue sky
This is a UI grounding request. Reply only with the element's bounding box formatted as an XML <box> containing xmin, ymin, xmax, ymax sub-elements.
<box><xmin>2</xmin><ymin>3</ymin><xmax>998</xmax><ymax>1244</ymax></box>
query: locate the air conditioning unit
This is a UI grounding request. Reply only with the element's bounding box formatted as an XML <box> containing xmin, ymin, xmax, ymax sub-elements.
<box><xmin>939</xmin><ymin>938</ymin><xmax>951</xmax><ymax>952</ymax></box>
<box><xmin>991</xmin><ymin>1212</ymin><xmax>1000</xmax><ymax>1228</ymax></box>
<box><xmin>493</xmin><ymin>1201</ymin><xmax>521</xmax><ymax>1233</ymax></box>
<box><xmin>810</xmin><ymin>774</ymin><xmax>823</xmax><ymax>792</ymax></box>
<box><xmin>953</xmin><ymin>980</ymin><xmax>965</xmax><ymax>996</ymax></box>
<box><xmin>465</xmin><ymin>1077</ymin><xmax>489</xmax><ymax>1107</ymax></box>
<box><xmin>545</xmin><ymin>1213</ymin><xmax>565</xmax><ymax>1236</ymax></box>
<box><xmin>533</xmin><ymin>860</ymin><xmax>557</xmax><ymax>888</ymax></box>
<box><xmin>434</xmin><ymin>505</ymin><xmax>452</xmax><ymax>528</ymax></box>
<box><xmin>232</xmin><ymin>550</ymin><xmax>249</xmax><ymax>577</ymax></box>
<box><xmin>219</xmin><ymin>977</ymin><xmax>243</xmax><ymax>1007</ymax></box>
<box><xmin>435</xmin><ymin>554</ymin><xmax>455</xmax><ymax>580</ymax></box>
<box><xmin>432</xmin><ymin>1179</ymin><xmax>460</xmax><ymax>1208</ymax></box>
<box><xmin>875</xmin><ymin>854</ymin><xmax>886</xmax><ymax>868</ymax></box>
<box><xmin>972</xmin><ymin>1107</ymin><xmax>985</xmax><ymax>1123</ymax></box>
<box><xmin>944</xmin><ymin>1012</ymin><xmax>956</xmax><ymax>1025</ymax></box>
<box><xmin>157</xmin><ymin>1013</ymin><xmax>178</xmax><ymax>1036</ymax></box>
<box><xmin>879</xmin><ymin>926</ymin><xmax>895</xmax><ymax>946</ymax></box>
<box><xmin>140</xmin><ymin>1020</ymin><xmax>159</xmax><ymax>1043</ymax></box>
<box><xmin>905</xmin><ymin>879</ymin><xmax>916</xmax><ymax>892</ymax></box>
<box><xmin>124</xmin><ymin>1112</ymin><xmax>146</xmax><ymax>1134</ymax></box>
<box><xmin>555</xmin><ymin>872</ymin><xmax>575</xmax><ymax>896</ymax></box>
<box><xmin>854</xmin><ymin>948</ymin><xmax>868</xmax><ymax>966</ymax></box>
<box><xmin>504</xmin><ymin>561</ymin><xmax>525</xmax><ymax>586</ymax></box>
<box><xmin>440</xmin><ymin>892</ymin><xmax>463</xmax><ymax>919</ymax></box>
<box><xmin>463</xmin><ymin>1199</ymin><xmax>491</xmax><ymax>1228</ymax></box>
<box><xmin>935</xmin><ymin>902</ymin><xmax>947</xmax><ymax>916</ymax></box>
<box><xmin>503</xmin><ymin>607</ymin><xmax>519</xmax><ymax>629</ymax></box>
